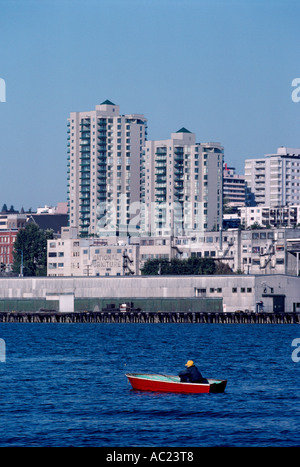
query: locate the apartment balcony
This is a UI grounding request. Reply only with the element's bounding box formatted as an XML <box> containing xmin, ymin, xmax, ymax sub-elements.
<box><xmin>174</xmin><ymin>193</ymin><xmax>184</xmax><ymax>201</ymax></box>
<box><xmin>155</xmin><ymin>167</ymin><xmax>166</xmax><ymax>174</ymax></box>
<box><xmin>80</xmin><ymin>180</ymin><xmax>90</xmax><ymax>188</ymax></box>
<box><xmin>155</xmin><ymin>148</ymin><xmax>167</xmax><ymax>155</ymax></box>
<box><xmin>155</xmin><ymin>162</ymin><xmax>167</xmax><ymax>168</ymax></box>
<box><xmin>80</xmin><ymin>162</ymin><xmax>91</xmax><ymax>169</ymax></box>
<box><xmin>80</xmin><ymin>146</ymin><xmax>91</xmax><ymax>154</ymax></box>
<box><xmin>174</xmin><ymin>172</ymin><xmax>184</xmax><ymax>180</ymax></box>
<box><xmin>155</xmin><ymin>184</ymin><xmax>167</xmax><ymax>194</ymax></box>
<box><xmin>155</xmin><ymin>192</ymin><xmax>167</xmax><ymax>201</ymax></box>
<box><xmin>174</xmin><ymin>156</ymin><xmax>184</xmax><ymax>163</ymax></box>
<box><xmin>80</xmin><ymin>198</ymin><xmax>90</xmax><ymax>206</ymax></box>
<box><xmin>80</xmin><ymin>207</ymin><xmax>90</xmax><ymax>214</ymax></box>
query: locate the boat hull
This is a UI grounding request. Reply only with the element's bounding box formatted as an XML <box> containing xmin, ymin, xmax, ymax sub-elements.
<box><xmin>126</xmin><ymin>373</ymin><xmax>227</xmax><ymax>394</ymax></box>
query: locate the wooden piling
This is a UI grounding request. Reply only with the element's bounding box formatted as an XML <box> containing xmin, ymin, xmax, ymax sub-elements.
<box><xmin>0</xmin><ymin>310</ymin><xmax>299</xmax><ymax>323</ymax></box>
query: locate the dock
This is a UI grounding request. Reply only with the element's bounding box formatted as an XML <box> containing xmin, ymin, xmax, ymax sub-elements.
<box><xmin>0</xmin><ymin>311</ymin><xmax>299</xmax><ymax>324</ymax></box>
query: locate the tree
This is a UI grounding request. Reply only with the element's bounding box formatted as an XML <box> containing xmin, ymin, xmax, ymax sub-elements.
<box><xmin>141</xmin><ymin>257</ymin><xmax>233</xmax><ymax>276</ymax></box>
<box><xmin>13</xmin><ymin>223</ymin><xmax>54</xmax><ymax>276</ymax></box>
<box><xmin>250</xmin><ymin>222</ymin><xmax>262</xmax><ymax>230</ymax></box>
<box><xmin>1</xmin><ymin>204</ymin><xmax>8</xmax><ymax>213</ymax></box>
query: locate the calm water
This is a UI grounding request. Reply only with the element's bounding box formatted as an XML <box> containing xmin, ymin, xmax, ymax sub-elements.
<box><xmin>0</xmin><ymin>322</ymin><xmax>299</xmax><ymax>447</ymax></box>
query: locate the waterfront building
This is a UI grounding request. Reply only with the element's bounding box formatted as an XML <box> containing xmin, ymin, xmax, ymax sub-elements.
<box><xmin>48</xmin><ymin>226</ymin><xmax>300</xmax><ymax>278</ymax></box>
<box><xmin>67</xmin><ymin>100</ymin><xmax>147</xmax><ymax>237</ymax></box>
<box><xmin>141</xmin><ymin>128</ymin><xmax>223</xmax><ymax>235</ymax></box>
<box><xmin>47</xmin><ymin>227</ymin><xmax>139</xmax><ymax>277</ymax></box>
<box><xmin>244</xmin><ymin>147</ymin><xmax>300</xmax><ymax>207</ymax></box>
<box><xmin>1</xmin><ymin>273</ymin><xmax>300</xmax><ymax>314</ymax></box>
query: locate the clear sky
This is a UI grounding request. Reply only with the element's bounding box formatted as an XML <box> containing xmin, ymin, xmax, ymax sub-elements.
<box><xmin>0</xmin><ymin>0</ymin><xmax>299</xmax><ymax>211</ymax></box>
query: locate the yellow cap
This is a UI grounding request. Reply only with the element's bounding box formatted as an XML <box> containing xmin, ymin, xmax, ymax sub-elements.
<box><xmin>185</xmin><ymin>360</ymin><xmax>194</xmax><ymax>367</ymax></box>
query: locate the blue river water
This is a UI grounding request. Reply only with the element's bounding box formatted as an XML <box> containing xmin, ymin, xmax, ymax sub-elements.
<box><xmin>0</xmin><ymin>322</ymin><xmax>299</xmax><ymax>447</ymax></box>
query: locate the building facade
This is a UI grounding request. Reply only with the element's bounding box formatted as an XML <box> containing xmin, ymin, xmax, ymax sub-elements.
<box><xmin>67</xmin><ymin>100</ymin><xmax>147</xmax><ymax>237</ymax></box>
<box><xmin>244</xmin><ymin>147</ymin><xmax>300</xmax><ymax>207</ymax></box>
<box><xmin>223</xmin><ymin>164</ymin><xmax>246</xmax><ymax>208</ymax></box>
<box><xmin>239</xmin><ymin>205</ymin><xmax>300</xmax><ymax>229</ymax></box>
<box><xmin>48</xmin><ymin>226</ymin><xmax>300</xmax><ymax>278</ymax></box>
<box><xmin>0</xmin><ymin>212</ymin><xmax>27</xmax><ymax>230</ymax></box>
<box><xmin>2</xmin><ymin>274</ymin><xmax>300</xmax><ymax>313</ymax></box>
<box><xmin>141</xmin><ymin>128</ymin><xmax>223</xmax><ymax>235</ymax></box>
<box><xmin>0</xmin><ymin>230</ymin><xmax>17</xmax><ymax>272</ymax></box>
<box><xmin>47</xmin><ymin>227</ymin><xmax>139</xmax><ymax>277</ymax></box>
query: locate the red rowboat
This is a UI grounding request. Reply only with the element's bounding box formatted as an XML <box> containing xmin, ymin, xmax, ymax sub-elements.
<box><xmin>126</xmin><ymin>373</ymin><xmax>227</xmax><ymax>394</ymax></box>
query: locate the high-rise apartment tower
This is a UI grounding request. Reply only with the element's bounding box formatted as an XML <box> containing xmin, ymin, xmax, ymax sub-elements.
<box><xmin>245</xmin><ymin>147</ymin><xmax>300</xmax><ymax>207</ymax></box>
<box><xmin>67</xmin><ymin>101</ymin><xmax>147</xmax><ymax>236</ymax></box>
<box><xmin>141</xmin><ymin>128</ymin><xmax>223</xmax><ymax>235</ymax></box>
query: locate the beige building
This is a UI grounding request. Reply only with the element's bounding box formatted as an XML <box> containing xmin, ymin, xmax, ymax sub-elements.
<box><xmin>47</xmin><ymin>226</ymin><xmax>300</xmax><ymax>277</ymax></box>
<box><xmin>0</xmin><ymin>212</ymin><xmax>27</xmax><ymax>230</ymax></box>
<box><xmin>47</xmin><ymin>227</ymin><xmax>139</xmax><ymax>277</ymax></box>
<box><xmin>67</xmin><ymin>100</ymin><xmax>147</xmax><ymax>237</ymax></box>
<box><xmin>141</xmin><ymin>128</ymin><xmax>223</xmax><ymax>235</ymax></box>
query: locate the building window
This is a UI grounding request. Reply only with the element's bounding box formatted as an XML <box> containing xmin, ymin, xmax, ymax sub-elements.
<box><xmin>195</xmin><ymin>288</ymin><xmax>206</xmax><ymax>297</ymax></box>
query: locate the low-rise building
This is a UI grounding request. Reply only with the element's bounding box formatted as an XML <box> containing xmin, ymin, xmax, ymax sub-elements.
<box><xmin>1</xmin><ymin>274</ymin><xmax>300</xmax><ymax>314</ymax></box>
<box><xmin>47</xmin><ymin>226</ymin><xmax>300</xmax><ymax>278</ymax></box>
<box><xmin>0</xmin><ymin>230</ymin><xmax>18</xmax><ymax>272</ymax></box>
<box><xmin>47</xmin><ymin>227</ymin><xmax>139</xmax><ymax>276</ymax></box>
<box><xmin>239</xmin><ymin>205</ymin><xmax>300</xmax><ymax>229</ymax></box>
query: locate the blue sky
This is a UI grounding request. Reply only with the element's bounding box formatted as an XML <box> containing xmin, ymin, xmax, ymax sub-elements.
<box><xmin>0</xmin><ymin>0</ymin><xmax>299</xmax><ymax>210</ymax></box>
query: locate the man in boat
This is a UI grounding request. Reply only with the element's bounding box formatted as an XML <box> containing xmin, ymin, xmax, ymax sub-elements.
<box><xmin>179</xmin><ymin>360</ymin><xmax>208</xmax><ymax>383</ymax></box>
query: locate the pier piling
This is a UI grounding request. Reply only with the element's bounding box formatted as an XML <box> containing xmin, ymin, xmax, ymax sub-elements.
<box><xmin>0</xmin><ymin>311</ymin><xmax>299</xmax><ymax>324</ymax></box>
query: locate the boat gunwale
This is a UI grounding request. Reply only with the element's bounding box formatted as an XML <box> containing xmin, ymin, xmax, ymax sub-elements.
<box><xmin>125</xmin><ymin>372</ymin><xmax>226</xmax><ymax>387</ymax></box>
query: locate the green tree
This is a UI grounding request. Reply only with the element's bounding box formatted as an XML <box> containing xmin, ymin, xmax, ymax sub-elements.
<box><xmin>141</xmin><ymin>256</ymin><xmax>233</xmax><ymax>276</ymax></box>
<box><xmin>13</xmin><ymin>223</ymin><xmax>54</xmax><ymax>276</ymax></box>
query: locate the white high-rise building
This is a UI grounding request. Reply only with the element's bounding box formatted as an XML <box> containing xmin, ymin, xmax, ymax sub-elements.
<box><xmin>223</xmin><ymin>164</ymin><xmax>246</xmax><ymax>208</ymax></box>
<box><xmin>245</xmin><ymin>147</ymin><xmax>300</xmax><ymax>207</ymax></box>
<box><xmin>141</xmin><ymin>128</ymin><xmax>223</xmax><ymax>235</ymax></box>
<box><xmin>67</xmin><ymin>100</ymin><xmax>147</xmax><ymax>237</ymax></box>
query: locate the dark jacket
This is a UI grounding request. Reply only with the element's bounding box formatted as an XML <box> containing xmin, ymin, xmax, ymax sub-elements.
<box><xmin>179</xmin><ymin>365</ymin><xmax>205</xmax><ymax>383</ymax></box>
